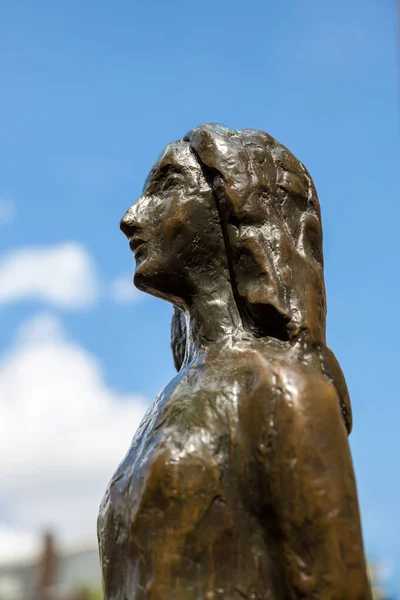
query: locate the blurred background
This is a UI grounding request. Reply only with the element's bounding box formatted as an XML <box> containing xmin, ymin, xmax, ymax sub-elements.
<box><xmin>0</xmin><ymin>1</ymin><xmax>398</xmax><ymax>598</ymax></box>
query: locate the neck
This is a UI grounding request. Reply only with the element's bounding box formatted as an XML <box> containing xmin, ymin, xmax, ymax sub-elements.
<box><xmin>181</xmin><ymin>274</ymin><xmax>243</xmax><ymax>366</ymax></box>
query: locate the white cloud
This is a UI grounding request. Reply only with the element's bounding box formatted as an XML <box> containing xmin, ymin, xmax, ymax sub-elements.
<box><xmin>0</xmin><ymin>313</ymin><xmax>147</xmax><ymax>563</ymax></box>
<box><xmin>0</xmin><ymin>243</ymin><xmax>99</xmax><ymax>309</ymax></box>
<box><xmin>0</xmin><ymin>526</ymin><xmax>38</xmax><ymax>566</ymax></box>
<box><xmin>110</xmin><ymin>273</ymin><xmax>143</xmax><ymax>304</ymax></box>
<box><xmin>0</xmin><ymin>197</ymin><xmax>15</xmax><ymax>225</ymax></box>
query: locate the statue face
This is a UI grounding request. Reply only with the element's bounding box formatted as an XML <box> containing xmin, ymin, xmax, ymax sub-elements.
<box><xmin>120</xmin><ymin>142</ymin><xmax>225</xmax><ymax>304</ymax></box>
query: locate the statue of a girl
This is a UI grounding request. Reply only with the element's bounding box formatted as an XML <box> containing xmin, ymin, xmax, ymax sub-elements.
<box><xmin>98</xmin><ymin>124</ymin><xmax>372</xmax><ymax>600</ymax></box>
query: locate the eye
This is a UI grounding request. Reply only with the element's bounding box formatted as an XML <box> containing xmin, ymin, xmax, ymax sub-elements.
<box><xmin>160</xmin><ymin>173</ymin><xmax>182</xmax><ymax>191</ymax></box>
<box><xmin>145</xmin><ymin>166</ymin><xmax>184</xmax><ymax>194</ymax></box>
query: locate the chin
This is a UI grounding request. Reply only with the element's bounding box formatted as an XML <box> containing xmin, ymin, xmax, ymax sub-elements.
<box><xmin>134</xmin><ymin>268</ymin><xmax>187</xmax><ymax>306</ymax></box>
<box><xmin>133</xmin><ymin>267</ymin><xmax>162</xmax><ymax>296</ymax></box>
<box><xmin>133</xmin><ymin>268</ymin><xmax>153</xmax><ymax>292</ymax></box>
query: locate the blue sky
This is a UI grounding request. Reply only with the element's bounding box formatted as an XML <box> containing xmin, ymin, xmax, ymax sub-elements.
<box><xmin>0</xmin><ymin>0</ymin><xmax>398</xmax><ymax>593</ymax></box>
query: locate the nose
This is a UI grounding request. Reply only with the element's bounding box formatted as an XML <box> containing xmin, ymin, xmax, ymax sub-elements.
<box><xmin>120</xmin><ymin>206</ymin><xmax>137</xmax><ymax>238</ymax></box>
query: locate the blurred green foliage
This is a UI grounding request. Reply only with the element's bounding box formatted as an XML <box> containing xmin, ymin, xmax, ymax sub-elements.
<box><xmin>80</xmin><ymin>584</ymin><xmax>103</xmax><ymax>600</ymax></box>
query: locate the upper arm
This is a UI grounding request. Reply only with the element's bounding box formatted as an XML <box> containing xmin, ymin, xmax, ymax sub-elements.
<box><xmin>319</xmin><ymin>344</ymin><xmax>352</xmax><ymax>433</ymax></box>
<box><xmin>252</xmin><ymin>365</ymin><xmax>370</xmax><ymax>599</ymax></box>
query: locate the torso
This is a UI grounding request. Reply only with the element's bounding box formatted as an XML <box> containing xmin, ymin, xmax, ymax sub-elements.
<box><xmin>98</xmin><ymin>339</ymin><xmax>371</xmax><ymax>600</ymax></box>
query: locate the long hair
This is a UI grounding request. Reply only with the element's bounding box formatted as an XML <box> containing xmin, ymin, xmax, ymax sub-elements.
<box><xmin>185</xmin><ymin>124</ymin><xmax>326</xmax><ymax>343</ymax></box>
<box><xmin>170</xmin><ymin>124</ymin><xmax>351</xmax><ymax>432</ymax></box>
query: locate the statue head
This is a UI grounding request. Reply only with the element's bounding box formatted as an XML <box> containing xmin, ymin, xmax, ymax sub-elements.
<box><xmin>121</xmin><ymin>124</ymin><xmax>327</xmax><ymax>365</ymax></box>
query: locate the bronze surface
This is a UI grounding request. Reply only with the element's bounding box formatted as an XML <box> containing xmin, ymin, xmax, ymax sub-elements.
<box><xmin>98</xmin><ymin>124</ymin><xmax>372</xmax><ymax>599</ymax></box>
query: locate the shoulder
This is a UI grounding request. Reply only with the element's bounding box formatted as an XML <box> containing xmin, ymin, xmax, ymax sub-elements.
<box><xmin>210</xmin><ymin>344</ymin><xmax>344</xmax><ymax>425</ymax></box>
<box><xmin>181</xmin><ymin>343</ymin><xmax>333</xmax><ymax>396</ymax></box>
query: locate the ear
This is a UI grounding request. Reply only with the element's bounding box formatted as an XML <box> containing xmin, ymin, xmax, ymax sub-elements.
<box><xmin>171</xmin><ymin>306</ymin><xmax>186</xmax><ymax>371</ymax></box>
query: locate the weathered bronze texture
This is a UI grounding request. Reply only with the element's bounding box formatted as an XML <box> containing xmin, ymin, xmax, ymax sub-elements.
<box><xmin>98</xmin><ymin>124</ymin><xmax>372</xmax><ymax>599</ymax></box>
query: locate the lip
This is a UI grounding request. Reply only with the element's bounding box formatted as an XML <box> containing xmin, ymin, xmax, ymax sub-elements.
<box><xmin>129</xmin><ymin>236</ymin><xmax>147</xmax><ymax>255</ymax></box>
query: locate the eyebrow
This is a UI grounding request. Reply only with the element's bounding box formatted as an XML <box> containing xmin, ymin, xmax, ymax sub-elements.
<box><xmin>158</xmin><ymin>162</ymin><xmax>184</xmax><ymax>175</ymax></box>
<box><xmin>142</xmin><ymin>160</ymin><xmax>185</xmax><ymax>192</ymax></box>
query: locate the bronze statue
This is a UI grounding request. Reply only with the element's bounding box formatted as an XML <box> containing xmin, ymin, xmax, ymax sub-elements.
<box><xmin>98</xmin><ymin>124</ymin><xmax>372</xmax><ymax>599</ymax></box>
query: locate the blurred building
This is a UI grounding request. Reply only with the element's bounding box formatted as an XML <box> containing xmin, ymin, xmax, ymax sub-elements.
<box><xmin>0</xmin><ymin>533</ymin><xmax>101</xmax><ymax>600</ymax></box>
